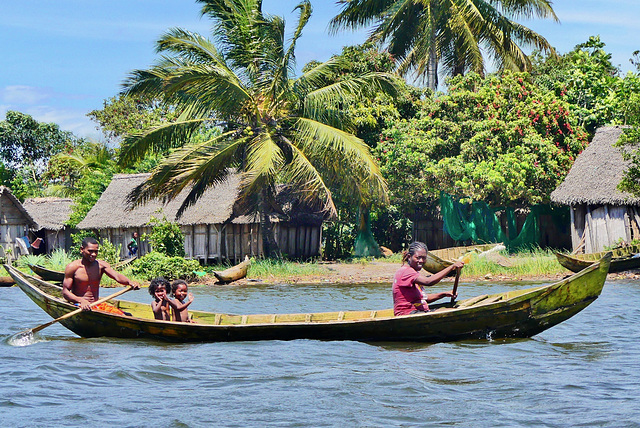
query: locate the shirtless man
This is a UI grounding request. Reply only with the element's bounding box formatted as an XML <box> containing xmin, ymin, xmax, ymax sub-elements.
<box><xmin>62</xmin><ymin>237</ymin><xmax>139</xmax><ymax>311</ymax></box>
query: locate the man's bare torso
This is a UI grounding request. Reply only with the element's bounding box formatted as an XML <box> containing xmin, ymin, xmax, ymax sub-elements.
<box><xmin>67</xmin><ymin>259</ymin><xmax>104</xmax><ymax>302</ymax></box>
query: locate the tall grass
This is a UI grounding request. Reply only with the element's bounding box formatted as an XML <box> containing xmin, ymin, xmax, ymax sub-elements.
<box><xmin>48</xmin><ymin>249</ymin><xmax>74</xmax><ymax>270</ymax></box>
<box><xmin>460</xmin><ymin>247</ymin><xmax>566</xmax><ymax>278</ymax></box>
<box><xmin>246</xmin><ymin>259</ymin><xmax>329</xmax><ymax>279</ymax></box>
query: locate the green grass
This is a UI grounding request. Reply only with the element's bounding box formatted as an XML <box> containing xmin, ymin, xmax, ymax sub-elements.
<box><xmin>246</xmin><ymin>258</ymin><xmax>329</xmax><ymax>279</ymax></box>
<box><xmin>455</xmin><ymin>248</ymin><xmax>567</xmax><ymax>278</ymax></box>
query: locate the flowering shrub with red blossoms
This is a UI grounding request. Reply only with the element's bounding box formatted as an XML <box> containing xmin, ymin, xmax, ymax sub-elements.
<box><xmin>376</xmin><ymin>71</ymin><xmax>589</xmax><ymax>209</ymax></box>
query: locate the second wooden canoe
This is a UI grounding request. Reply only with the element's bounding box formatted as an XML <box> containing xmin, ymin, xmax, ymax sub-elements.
<box><xmin>556</xmin><ymin>244</ymin><xmax>640</xmax><ymax>273</ymax></box>
<box><xmin>214</xmin><ymin>256</ymin><xmax>251</xmax><ymax>283</ymax></box>
<box><xmin>423</xmin><ymin>243</ymin><xmax>501</xmax><ymax>274</ymax></box>
<box><xmin>28</xmin><ymin>264</ymin><xmax>65</xmax><ymax>282</ymax></box>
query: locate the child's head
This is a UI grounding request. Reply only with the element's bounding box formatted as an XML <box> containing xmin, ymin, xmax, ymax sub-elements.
<box><xmin>171</xmin><ymin>279</ymin><xmax>189</xmax><ymax>299</ymax></box>
<box><xmin>149</xmin><ymin>277</ymin><xmax>170</xmax><ymax>297</ymax></box>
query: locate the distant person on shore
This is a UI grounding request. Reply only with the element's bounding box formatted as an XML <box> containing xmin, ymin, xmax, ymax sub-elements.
<box><xmin>62</xmin><ymin>237</ymin><xmax>139</xmax><ymax>314</ymax></box>
<box><xmin>149</xmin><ymin>277</ymin><xmax>172</xmax><ymax>321</ymax></box>
<box><xmin>127</xmin><ymin>232</ymin><xmax>139</xmax><ymax>258</ymax></box>
<box><xmin>170</xmin><ymin>279</ymin><xmax>194</xmax><ymax>322</ymax></box>
<box><xmin>393</xmin><ymin>241</ymin><xmax>464</xmax><ymax>316</ymax></box>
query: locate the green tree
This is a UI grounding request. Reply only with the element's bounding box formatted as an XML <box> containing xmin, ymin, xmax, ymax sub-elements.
<box><xmin>377</xmin><ymin>71</ymin><xmax>588</xmax><ymax>214</ymax></box>
<box><xmin>0</xmin><ymin>111</ymin><xmax>74</xmax><ymax>168</ymax></box>
<box><xmin>531</xmin><ymin>36</ymin><xmax>621</xmax><ymax>133</ymax></box>
<box><xmin>119</xmin><ymin>0</ymin><xmax>395</xmax><ymax>257</ymax></box>
<box><xmin>330</xmin><ymin>0</ymin><xmax>558</xmax><ymax>90</ymax></box>
<box><xmin>87</xmin><ymin>93</ymin><xmax>178</xmax><ymax>145</ymax></box>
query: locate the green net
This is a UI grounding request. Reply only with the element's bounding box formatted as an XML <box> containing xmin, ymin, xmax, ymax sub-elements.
<box><xmin>440</xmin><ymin>193</ymin><xmax>567</xmax><ymax>251</ymax></box>
<box><xmin>354</xmin><ymin>206</ymin><xmax>382</xmax><ymax>257</ymax></box>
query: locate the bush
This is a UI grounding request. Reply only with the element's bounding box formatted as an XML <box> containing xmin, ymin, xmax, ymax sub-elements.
<box><xmin>131</xmin><ymin>251</ymin><xmax>200</xmax><ymax>281</ymax></box>
<box><xmin>142</xmin><ymin>214</ymin><xmax>185</xmax><ymax>257</ymax></box>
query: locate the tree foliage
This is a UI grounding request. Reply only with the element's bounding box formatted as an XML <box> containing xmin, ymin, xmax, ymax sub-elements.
<box><xmin>119</xmin><ymin>0</ymin><xmax>396</xmax><ymax>257</ymax></box>
<box><xmin>377</xmin><ymin>71</ymin><xmax>589</xmax><ymax>213</ymax></box>
<box><xmin>87</xmin><ymin>94</ymin><xmax>178</xmax><ymax>144</ymax></box>
<box><xmin>0</xmin><ymin>111</ymin><xmax>74</xmax><ymax>168</ymax></box>
<box><xmin>330</xmin><ymin>0</ymin><xmax>558</xmax><ymax>89</ymax></box>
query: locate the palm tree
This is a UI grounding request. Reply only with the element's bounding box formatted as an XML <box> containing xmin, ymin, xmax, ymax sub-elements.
<box><xmin>330</xmin><ymin>0</ymin><xmax>558</xmax><ymax>90</ymax></box>
<box><xmin>118</xmin><ymin>0</ymin><xmax>397</xmax><ymax>257</ymax></box>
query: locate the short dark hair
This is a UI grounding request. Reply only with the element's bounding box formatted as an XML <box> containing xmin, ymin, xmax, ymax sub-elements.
<box><xmin>149</xmin><ymin>277</ymin><xmax>170</xmax><ymax>297</ymax></box>
<box><xmin>81</xmin><ymin>237</ymin><xmax>99</xmax><ymax>248</ymax></box>
<box><xmin>171</xmin><ymin>279</ymin><xmax>188</xmax><ymax>296</ymax></box>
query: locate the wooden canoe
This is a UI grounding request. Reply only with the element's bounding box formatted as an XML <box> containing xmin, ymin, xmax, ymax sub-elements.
<box><xmin>28</xmin><ymin>264</ymin><xmax>65</xmax><ymax>282</ymax></box>
<box><xmin>556</xmin><ymin>244</ymin><xmax>640</xmax><ymax>273</ymax></box>
<box><xmin>113</xmin><ymin>256</ymin><xmax>137</xmax><ymax>270</ymax></box>
<box><xmin>3</xmin><ymin>253</ymin><xmax>610</xmax><ymax>343</ymax></box>
<box><xmin>28</xmin><ymin>257</ymin><xmax>137</xmax><ymax>283</ymax></box>
<box><xmin>423</xmin><ymin>243</ymin><xmax>501</xmax><ymax>274</ymax></box>
<box><xmin>0</xmin><ymin>276</ymin><xmax>15</xmax><ymax>287</ymax></box>
<box><xmin>214</xmin><ymin>255</ymin><xmax>250</xmax><ymax>283</ymax></box>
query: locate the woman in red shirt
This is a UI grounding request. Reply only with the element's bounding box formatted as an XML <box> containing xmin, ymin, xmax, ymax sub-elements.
<box><xmin>393</xmin><ymin>242</ymin><xmax>464</xmax><ymax>316</ymax></box>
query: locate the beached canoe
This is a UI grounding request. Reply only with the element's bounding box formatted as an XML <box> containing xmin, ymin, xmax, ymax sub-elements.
<box><xmin>113</xmin><ymin>256</ymin><xmax>137</xmax><ymax>270</ymax></box>
<box><xmin>28</xmin><ymin>264</ymin><xmax>65</xmax><ymax>282</ymax></box>
<box><xmin>556</xmin><ymin>245</ymin><xmax>640</xmax><ymax>273</ymax></box>
<box><xmin>0</xmin><ymin>276</ymin><xmax>15</xmax><ymax>287</ymax></box>
<box><xmin>28</xmin><ymin>257</ymin><xmax>137</xmax><ymax>283</ymax></box>
<box><xmin>423</xmin><ymin>243</ymin><xmax>501</xmax><ymax>274</ymax></box>
<box><xmin>3</xmin><ymin>253</ymin><xmax>610</xmax><ymax>343</ymax></box>
<box><xmin>214</xmin><ymin>255</ymin><xmax>250</xmax><ymax>283</ymax></box>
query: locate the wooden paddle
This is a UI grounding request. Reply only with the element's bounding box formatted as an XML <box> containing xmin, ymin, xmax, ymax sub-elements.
<box><xmin>9</xmin><ymin>285</ymin><xmax>133</xmax><ymax>345</ymax></box>
<box><xmin>450</xmin><ymin>267</ymin><xmax>461</xmax><ymax>304</ymax></box>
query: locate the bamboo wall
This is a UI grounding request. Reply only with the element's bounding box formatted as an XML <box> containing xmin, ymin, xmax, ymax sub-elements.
<box><xmin>95</xmin><ymin>221</ymin><xmax>321</xmax><ymax>263</ymax></box>
<box><xmin>570</xmin><ymin>204</ymin><xmax>640</xmax><ymax>253</ymax></box>
<box><xmin>0</xmin><ymin>193</ymin><xmax>31</xmax><ymax>257</ymax></box>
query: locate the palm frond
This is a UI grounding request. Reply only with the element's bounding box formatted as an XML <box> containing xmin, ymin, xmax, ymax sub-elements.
<box><xmin>118</xmin><ymin>118</ymin><xmax>209</xmax><ymax>167</ymax></box>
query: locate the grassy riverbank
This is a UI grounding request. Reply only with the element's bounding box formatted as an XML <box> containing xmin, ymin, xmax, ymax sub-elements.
<box><xmin>6</xmin><ymin>248</ymin><xmax>575</xmax><ymax>287</ymax></box>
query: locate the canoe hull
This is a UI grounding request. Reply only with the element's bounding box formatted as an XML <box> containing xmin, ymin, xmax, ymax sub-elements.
<box><xmin>213</xmin><ymin>256</ymin><xmax>250</xmax><ymax>283</ymax></box>
<box><xmin>556</xmin><ymin>245</ymin><xmax>640</xmax><ymax>273</ymax></box>
<box><xmin>423</xmin><ymin>243</ymin><xmax>499</xmax><ymax>274</ymax></box>
<box><xmin>4</xmin><ymin>254</ymin><xmax>610</xmax><ymax>343</ymax></box>
<box><xmin>29</xmin><ymin>264</ymin><xmax>65</xmax><ymax>282</ymax></box>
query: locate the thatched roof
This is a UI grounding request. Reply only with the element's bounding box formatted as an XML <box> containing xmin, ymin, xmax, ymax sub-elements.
<box><xmin>0</xmin><ymin>186</ymin><xmax>35</xmax><ymax>225</ymax></box>
<box><xmin>551</xmin><ymin>126</ymin><xmax>640</xmax><ymax>206</ymax></box>
<box><xmin>77</xmin><ymin>173</ymin><xmax>242</xmax><ymax>229</ymax></box>
<box><xmin>76</xmin><ymin>173</ymin><xmax>323</xmax><ymax>230</ymax></box>
<box><xmin>22</xmin><ymin>197</ymin><xmax>74</xmax><ymax>231</ymax></box>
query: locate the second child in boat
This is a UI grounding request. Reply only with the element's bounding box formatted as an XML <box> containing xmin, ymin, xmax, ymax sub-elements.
<box><xmin>393</xmin><ymin>241</ymin><xmax>464</xmax><ymax>316</ymax></box>
<box><xmin>171</xmin><ymin>279</ymin><xmax>195</xmax><ymax>322</ymax></box>
<box><xmin>149</xmin><ymin>277</ymin><xmax>172</xmax><ymax>321</ymax></box>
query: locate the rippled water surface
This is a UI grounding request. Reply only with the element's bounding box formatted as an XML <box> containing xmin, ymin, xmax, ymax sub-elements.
<box><xmin>1</xmin><ymin>280</ymin><xmax>639</xmax><ymax>427</ymax></box>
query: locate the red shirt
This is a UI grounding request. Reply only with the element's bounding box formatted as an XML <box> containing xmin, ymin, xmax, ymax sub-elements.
<box><xmin>392</xmin><ymin>265</ymin><xmax>425</xmax><ymax>316</ymax></box>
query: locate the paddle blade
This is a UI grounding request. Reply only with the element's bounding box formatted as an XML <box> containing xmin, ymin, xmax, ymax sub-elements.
<box><xmin>6</xmin><ymin>329</ymin><xmax>37</xmax><ymax>347</ymax></box>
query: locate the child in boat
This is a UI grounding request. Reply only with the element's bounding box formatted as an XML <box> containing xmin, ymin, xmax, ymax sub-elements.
<box><xmin>149</xmin><ymin>277</ymin><xmax>172</xmax><ymax>321</ymax></box>
<box><xmin>170</xmin><ymin>279</ymin><xmax>195</xmax><ymax>322</ymax></box>
<box><xmin>393</xmin><ymin>241</ymin><xmax>464</xmax><ymax>316</ymax></box>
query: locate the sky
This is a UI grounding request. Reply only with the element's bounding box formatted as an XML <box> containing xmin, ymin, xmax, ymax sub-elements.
<box><xmin>1</xmin><ymin>0</ymin><xmax>639</xmax><ymax>140</ymax></box>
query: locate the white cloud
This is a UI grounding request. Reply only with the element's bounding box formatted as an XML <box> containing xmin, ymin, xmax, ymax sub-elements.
<box><xmin>0</xmin><ymin>85</ymin><xmax>52</xmax><ymax>105</ymax></box>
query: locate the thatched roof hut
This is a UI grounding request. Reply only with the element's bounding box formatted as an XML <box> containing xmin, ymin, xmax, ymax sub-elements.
<box><xmin>0</xmin><ymin>186</ymin><xmax>35</xmax><ymax>258</ymax></box>
<box><xmin>77</xmin><ymin>173</ymin><xmax>323</xmax><ymax>261</ymax></box>
<box><xmin>551</xmin><ymin>126</ymin><xmax>640</xmax><ymax>252</ymax></box>
<box><xmin>551</xmin><ymin>126</ymin><xmax>640</xmax><ymax>206</ymax></box>
<box><xmin>77</xmin><ymin>173</ymin><xmax>243</xmax><ymax>229</ymax></box>
<box><xmin>23</xmin><ymin>197</ymin><xmax>74</xmax><ymax>231</ymax></box>
<box><xmin>22</xmin><ymin>197</ymin><xmax>75</xmax><ymax>253</ymax></box>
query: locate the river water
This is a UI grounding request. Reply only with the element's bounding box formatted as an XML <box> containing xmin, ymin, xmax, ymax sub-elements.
<box><xmin>1</xmin><ymin>279</ymin><xmax>639</xmax><ymax>427</ymax></box>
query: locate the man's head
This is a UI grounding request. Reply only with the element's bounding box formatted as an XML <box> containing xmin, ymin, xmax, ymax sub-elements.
<box><xmin>133</xmin><ymin>232</ymin><xmax>138</xmax><ymax>238</ymax></box>
<box><xmin>80</xmin><ymin>237</ymin><xmax>99</xmax><ymax>262</ymax></box>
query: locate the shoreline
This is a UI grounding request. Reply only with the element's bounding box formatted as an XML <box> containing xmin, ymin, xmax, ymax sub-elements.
<box><xmin>194</xmin><ymin>260</ymin><xmax>640</xmax><ymax>286</ymax></box>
